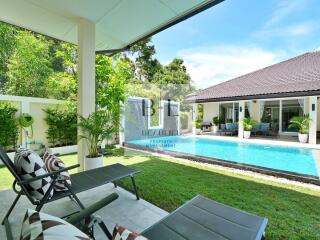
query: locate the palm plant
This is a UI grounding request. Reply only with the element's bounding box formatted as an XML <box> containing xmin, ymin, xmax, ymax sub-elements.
<box><xmin>78</xmin><ymin>110</ymin><xmax>117</xmax><ymax>158</ymax></box>
<box><xmin>242</xmin><ymin>117</ymin><xmax>257</xmax><ymax>131</ymax></box>
<box><xmin>288</xmin><ymin>114</ymin><xmax>311</xmax><ymax>134</ymax></box>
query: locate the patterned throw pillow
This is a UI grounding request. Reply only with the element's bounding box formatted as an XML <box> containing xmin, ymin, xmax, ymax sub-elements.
<box><xmin>43</xmin><ymin>151</ymin><xmax>71</xmax><ymax>191</ymax></box>
<box><xmin>20</xmin><ymin>209</ymin><xmax>90</xmax><ymax>240</ymax></box>
<box><xmin>14</xmin><ymin>148</ymin><xmax>53</xmax><ymax>201</ymax></box>
<box><xmin>112</xmin><ymin>225</ymin><xmax>149</xmax><ymax>240</ymax></box>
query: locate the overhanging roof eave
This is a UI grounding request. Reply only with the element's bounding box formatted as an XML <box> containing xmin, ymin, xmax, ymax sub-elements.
<box><xmin>186</xmin><ymin>90</ymin><xmax>320</xmax><ymax>104</ymax></box>
<box><xmin>96</xmin><ymin>0</ymin><xmax>224</xmax><ymax>55</ymax></box>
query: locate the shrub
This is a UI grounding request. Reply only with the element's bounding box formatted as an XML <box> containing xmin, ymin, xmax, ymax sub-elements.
<box><xmin>242</xmin><ymin>117</ymin><xmax>257</xmax><ymax>131</ymax></box>
<box><xmin>43</xmin><ymin>102</ymin><xmax>77</xmax><ymax>147</ymax></box>
<box><xmin>180</xmin><ymin>112</ymin><xmax>189</xmax><ymax>130</ymax></box>
<box><xmin>0</xmin><ymin>102</ymin><xmax>19</xmax><ymax>150</ymax></box>
<box><xmin>212</xmin><ymin>116</ymin><xmax>219</xmax><ymax>126</ymax></box>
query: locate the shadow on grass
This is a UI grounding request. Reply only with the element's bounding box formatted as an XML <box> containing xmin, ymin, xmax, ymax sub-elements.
<box><xmin>117</xmin><ymin>156</ymin><xmax>320</xmax><ymax>240</ymax></box>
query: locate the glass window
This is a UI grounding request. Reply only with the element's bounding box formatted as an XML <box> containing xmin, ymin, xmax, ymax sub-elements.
<box><xmin>219</xmin><ymin>103</ymin><xmax>233</xmax><ymax>123</ymax></box>
<box><xmin>282</xmin><ymin>99</ymin><xmax>304</xmax><ymax>132</ymax></box>
<box><xmin>261</xmin><ymin>100</ymin><xmax>280</xmax><ymax>132</ymax></box>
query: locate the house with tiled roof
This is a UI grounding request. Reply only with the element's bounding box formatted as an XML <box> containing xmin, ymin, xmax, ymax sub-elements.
<box><xmin>186</xmin><ymin>51</ymin><xmax>320</xmax><ymax>144</ymax></box>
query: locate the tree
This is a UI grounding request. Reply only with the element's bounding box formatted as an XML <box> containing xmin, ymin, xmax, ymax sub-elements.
<box><xmin>47</xmin><ymin>43</ymin><xmax>78</xmax><ymax>100</ymax></box>
<box><xmin>153</xmin><ymin>58</ymin><xmax>195</xmax><ymax>107</ymax></box>
<box><xmin>5</xmin><ymin>31</ymin><xmax>52</xmax><ymax>97</ymax></box>
<box><xmin>128</xmin><ymin>37</ymin><xmax>161</xmax><ymax>81</ymax></box>
<box><xmin>0</xmin><ymin>22</ymin><xmax>17</xmax><ymax>92</ymax></box>
<box><xmin>96</xmin><ymin>54</ymin><xmax>134</xmax><ymax>129</ymax></box>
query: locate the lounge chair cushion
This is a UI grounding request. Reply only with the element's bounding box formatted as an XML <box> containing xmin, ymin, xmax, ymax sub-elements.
<box><xmin>43</xmin><ymin>150</ymin><xmax>71</xmax><ymax>191</ymax></box>
<box><xmin>14</xmin><ymin>148</ymin><xmax>53</xmax><ymax>200</ymax></box>
<box><xmin>112</xmin><ymin>225</ymin><xmax>149</xmax><ymax>240</ymax></box>
<box><xmin>20</xmin><ymin>209</ymin><xmax>89</xmax><ymax>240</ymax></box>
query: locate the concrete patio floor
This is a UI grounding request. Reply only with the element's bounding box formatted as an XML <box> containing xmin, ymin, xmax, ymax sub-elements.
<box><xmin>0</xmin><ymin>184</ymin><xmax>168</xmax><ymax>239</ymax></box>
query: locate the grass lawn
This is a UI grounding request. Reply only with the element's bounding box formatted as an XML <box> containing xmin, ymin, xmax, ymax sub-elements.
<box><xmin>1</xmin><ymin>148</ymin><xmax>320</xmax><ymax>239</ymax></box>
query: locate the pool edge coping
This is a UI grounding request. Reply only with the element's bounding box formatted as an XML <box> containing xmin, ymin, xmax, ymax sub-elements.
<box><xmin>124</xmin><ymin>143</ymin><xmax>320</xmax><ymax>186</ymax></box>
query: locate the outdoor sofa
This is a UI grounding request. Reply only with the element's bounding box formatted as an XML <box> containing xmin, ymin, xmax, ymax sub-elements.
<box><xmin>252</xmin><ymin>123</ymin><xmax>271</xmax><ymax>136</ymax></box>
<box><xmin>219</xmin><ymin>123</ymin><xmax>239</xmax><ymax>136</ymax></box>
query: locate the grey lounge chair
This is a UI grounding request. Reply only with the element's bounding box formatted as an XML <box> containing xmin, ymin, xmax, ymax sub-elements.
<box><xmin>67</xmin><ymin>195</ymin><xmax>268</xmax><ymax>240</ymax></box>
<box><xmin>0</xmin><ymin>148</ymin><xmax>140</xmax><ymax>239</ymax></box>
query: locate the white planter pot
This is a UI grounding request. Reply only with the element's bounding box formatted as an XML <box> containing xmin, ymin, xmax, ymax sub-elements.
<box><xmin>196</xmin><ymin>129</ymin><xmax>201</xmax><ymax>135</ymax></box>
<box><xmin>298</xmin><ymin>133</ymin><xmax>308</xmax><ymax>143</ymax></box>
<box><xmin>212</xmin><ymin>125</ymin><xmax>218</xmax><ymax>133</ymax></box>
<box><xmin>243</xmin><ymin>131</ymin><xmax>251</xmax><ymax>139</ymax></box>
<box><xmin>84</xmin><ymin>155</ymin><xmax>103</xmax><ymax>171</ymax></box>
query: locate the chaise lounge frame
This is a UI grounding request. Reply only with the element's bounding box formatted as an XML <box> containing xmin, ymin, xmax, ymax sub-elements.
<box><xmin>0</xmin><ymin>148</ymin><xmax>140</xmax><ymax>240</ymax></box>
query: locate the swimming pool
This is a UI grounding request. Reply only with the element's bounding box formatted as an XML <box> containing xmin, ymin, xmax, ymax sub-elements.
<box><xmin>128</xmin><ymin>136</ymin><xmax>320</xmax><ymax>178</ymax></box>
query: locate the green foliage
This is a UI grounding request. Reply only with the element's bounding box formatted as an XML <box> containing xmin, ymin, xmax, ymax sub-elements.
<box><xmin>43</xmin><ymin>102</ymin><xmax>77</xmax><ymax>147</ymax></box>
<box><xmin>195</xmin><ymin>119</ymin><xmax>202</xmax><ymax>129</ymax></box>
<box><xmin>78</xmin><ymin>110</ymin><xmax>118</xmax><ymax>158</ymax></box>
<box><xmin>6</xmin><ymin>31</ymin><xmax>53</xmax><ymax>97</ymax></box>
<box><xmin>0</xmin><ymin>102</ymin><xmax>18</xmax><ymax>150</ymax></box>
<box><xmin>212</xmin><ymin>116</ymin><xmax>219</xmax><ymax>126</ymax></box>
<box><xmin>242</xmin><ymin>117</ymin><xmax>257</xmax><ymax>131</ymax></box>
<box><xmin>129</xmin><ymin>37</ymin><xmax>161</xmax><ymax>81</ymax></box>
<box><xmin>289</xmin><ymin>114</ymin><xmax>311</xmax><ymax>134</ymax></box>
<box><xmin>197</xmin><ymin>104</ymin><xmax>203</xmax><ymax>121</ymax></box>
<box><xmin>180</xmin><ymin>112</ymin><xmax>189</xmax><ymax>130</ymax></box>
<box><xmin>0</xmin><ymin>23</ymin><xmax>17</xmax><ymax>92</ymax></box>
<box><xmin>47</xmin><ymin>71</ymin><xmax>77</xmax><ymax>100</ymax></box>
<box><xmin>96</xmin><ymin>54</ymin><xmax>134</xmax><ymax>131</ymax></box>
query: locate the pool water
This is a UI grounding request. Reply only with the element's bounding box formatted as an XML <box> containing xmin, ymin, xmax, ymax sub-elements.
<box><xmin>128</xmin><ymin>136</ymin><xmax>319</xmax><ymax>177</ymax></box>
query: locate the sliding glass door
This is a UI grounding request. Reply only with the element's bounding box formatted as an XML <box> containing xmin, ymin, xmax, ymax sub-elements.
<box><xmin>282</xmin><ymin>99</ymin><xmax>304</xmax><ymax>132</ymax></box>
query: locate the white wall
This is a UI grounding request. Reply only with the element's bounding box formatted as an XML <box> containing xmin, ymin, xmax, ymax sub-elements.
<box><xmin>203</xmin><ymin>102</ymin><xmax>219</xmax><ymax>123</ymax></box>
<box><xmin>0</xmin><ymin>95</ymin><xmax>65</xmax><ymax>147</ymax></box>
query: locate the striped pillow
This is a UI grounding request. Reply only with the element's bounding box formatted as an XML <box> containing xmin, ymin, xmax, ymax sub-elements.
<box><xmin>112</xmin><ymin>225</ymin><xmax>148</xmax><ymax>240</ymax></box>
<box><xmin>43</xmin><ymin>151</ymin><xmax>71</xmax><ymax>191</ymax></box>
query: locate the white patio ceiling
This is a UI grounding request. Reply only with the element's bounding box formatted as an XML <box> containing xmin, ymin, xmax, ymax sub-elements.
<box><xmin>0</xmin><ymin>0</ymin><xmax>223</xmax><ymax>53</ymax></box>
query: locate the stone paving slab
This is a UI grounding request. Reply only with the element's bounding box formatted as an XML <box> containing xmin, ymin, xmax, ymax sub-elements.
<box><xmin>0</xmin><ymin>184</ymin><xmax>168</xmax><ymax>239</ymax></box>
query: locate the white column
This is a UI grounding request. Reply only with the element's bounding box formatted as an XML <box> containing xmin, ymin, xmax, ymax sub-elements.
<box><xmin>308</xmin><ymin>96</ymin><xmax>317</xmax><ymax>144</ymax></box>
<box><xmin>238</xmin><ymin>101</ymin><xmax>245</xmax><ymax>139</ymax></box>
<box><xmin>279</xmin><ymin>100</ymin><xmax>282</xmax><ymax>133</ymax></box>
<box><xmin>77</xmin><ymin>18</ymin><xmax>96</xmax><ymax>171</ymax></box>
<box><xmin>119</xmin><ymin>103</ymin><xmax>125</xmax><ymax>145</ymax></box>
<box><xmin>192</xmin><ymin>103</ymin><xmax>198</xmax><ymax>135</ymax></box>
<box><xmin>21</xmin><ymin>101</ymin><xmax>30</xmax><ymax>148</ymax></box>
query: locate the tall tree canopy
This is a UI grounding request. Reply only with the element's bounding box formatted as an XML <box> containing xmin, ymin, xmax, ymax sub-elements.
<box><xmin>0</xmin><ymin>23</ymin><xmax>17</xmax><ymax>92</ymax></box>
<box><xmin>6</xmin><ymin>31</ymin><xmax>52</xmax><ymax>97</ymax></box>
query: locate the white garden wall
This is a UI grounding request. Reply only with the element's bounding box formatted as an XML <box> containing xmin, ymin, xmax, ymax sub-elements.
<box><xmin>0</xmin><ymin>95</ymin><xmax>64</xmax><ymax>147</ymax></box>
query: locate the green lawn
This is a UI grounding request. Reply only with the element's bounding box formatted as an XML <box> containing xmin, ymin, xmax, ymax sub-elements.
<box><xmin>1</xmin><ymin>148</ymin><xmax>320</xmax><ymax>239</ymax></box>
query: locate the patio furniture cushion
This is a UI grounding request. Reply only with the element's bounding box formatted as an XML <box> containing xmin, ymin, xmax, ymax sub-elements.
<box><xmin>112</xmin><ymin>225</ymin><xmax>149</xmax><ymax>240</ymax></box>
<box><xmin>20</xmin><ymin>209</ymin><xmax>90</xmax><ymax>240</ymax></box>
<box><xmin>43</xmin><ymin>150</ymin><xmax>71</xmax><ymax>191</ymax></box>
<box><xmin>14</xmin><ymin>148</ymin><xmax>53</xmax><ymax>201</ymax></box>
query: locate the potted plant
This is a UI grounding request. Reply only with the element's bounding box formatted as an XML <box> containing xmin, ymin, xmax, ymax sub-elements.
<box><xmin>289</xmin><ymin>114</ymin><xmax>311</xmax><ymax>143</ymax></box>
<box><xmin>241</xmin><ymin>117</ymin><xmax>256</xmax><ymax>139</ymax></box>
<box><xmin>78</xmin><ymin>110</ymin><xmax>117</xmax><ymax>170</ymax></box>
<box><xmin>194</xmin><ymin>119</ymin><xmax>202</xmax><ymax>134</ymax></box>
<box><xmin>212</xmin><ymin>116</ymin><xmax>219</xmax><ymax>133</ymax></box>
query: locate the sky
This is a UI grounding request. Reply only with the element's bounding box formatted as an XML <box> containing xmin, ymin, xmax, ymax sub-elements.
<box><xmin>152</xmin><ymin>0</ymin><xmax>320</xmax><ymax>89</ymax></box>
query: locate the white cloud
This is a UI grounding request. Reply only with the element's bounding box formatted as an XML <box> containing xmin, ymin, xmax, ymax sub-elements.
<box><xmin>255</xmin><ymin>21</ymin><xmax>318</xmax><ymax>38</ymax></box>
<box><xmin>265</xmin><ymin>0</ymin><xmax>304</xmax><ymax>27</ymax></box>
<box><xmin>178</xmin><ymin>45</ymin><xmax>286</xmax><ymax>89</ymax></box>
